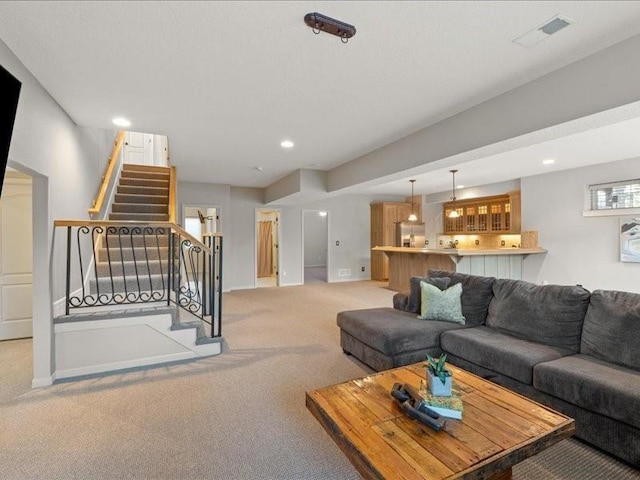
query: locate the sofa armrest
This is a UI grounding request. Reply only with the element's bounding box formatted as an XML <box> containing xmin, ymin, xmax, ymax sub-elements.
<box><xmin>393</xmin><ymin>292</ymin><xmax>409</xmax><ymax>311</ymax></box>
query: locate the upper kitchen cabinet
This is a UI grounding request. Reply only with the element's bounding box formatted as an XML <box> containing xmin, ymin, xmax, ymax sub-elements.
<box><xmin>443</xmin><ymin>191</ymin><xmax>521</xmax><ymax>234</ymax></box>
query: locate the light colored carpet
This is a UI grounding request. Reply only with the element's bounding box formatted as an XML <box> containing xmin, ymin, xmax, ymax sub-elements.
<box><xmin>0</xmin><ymin>281</ymin><xmax>637</xmax><ymax>479</ymax></box>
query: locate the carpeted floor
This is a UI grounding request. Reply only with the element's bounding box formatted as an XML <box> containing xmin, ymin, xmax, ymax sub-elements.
<box><xmin>0</xmin><ymin>281</ymin><xmax>637</xmax><ymax>479</ymax></box>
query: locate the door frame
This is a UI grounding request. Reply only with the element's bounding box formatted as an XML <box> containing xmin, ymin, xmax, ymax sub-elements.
<box><xmin>301</xmin><ymin>209</ymin><xmax>330</xmax><ymax>284</ymax></box>
<box><xmin>7</xmin><ymin>159</ymin><xmax>52</xmax><ymax>387</ymax></box>
<box><xmin>255</xmin><ymin>208</ymin><xmax>281</xmax><ymax>288</ymax></box>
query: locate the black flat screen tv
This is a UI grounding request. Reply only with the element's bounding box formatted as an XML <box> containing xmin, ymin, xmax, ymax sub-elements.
<box><xmin>0</xmin><ymin>64</ymin><xmax>22</xmax><ymax>197</ymax></box>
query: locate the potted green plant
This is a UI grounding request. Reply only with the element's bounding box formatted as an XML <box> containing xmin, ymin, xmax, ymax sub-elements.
<box><xmin>426</xmin><ymin>354</ymin><xmax>452</xmax><ymax>397</ymax></box>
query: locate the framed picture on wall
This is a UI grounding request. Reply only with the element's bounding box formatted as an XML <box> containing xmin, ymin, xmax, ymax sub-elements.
<box><xmin>620</xmin><ymin>217</ymin><xmax>640</xmax><ymax>262</ymax></box>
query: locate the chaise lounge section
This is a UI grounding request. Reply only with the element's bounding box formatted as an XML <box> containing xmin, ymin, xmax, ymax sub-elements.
<box><xmin>337</xmin><ymin>270</ymin><xmax>640</xmax><ymax>466</ymax></box>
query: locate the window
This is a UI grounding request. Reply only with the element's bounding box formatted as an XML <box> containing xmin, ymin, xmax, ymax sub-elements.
<box><xmin>584</xmin><ymin>179</ymin><xmax>640</xmax><ymax>216</ymax></box>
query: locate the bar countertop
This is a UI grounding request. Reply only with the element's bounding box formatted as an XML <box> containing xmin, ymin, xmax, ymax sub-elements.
<box><xmin>372</xmin><ymin>246</ymin><xmax>547</xmax><ymax>256</ymax></box>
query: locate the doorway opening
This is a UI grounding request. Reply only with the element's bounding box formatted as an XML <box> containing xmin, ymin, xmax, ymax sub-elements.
<box><xmin>0</xmin><ymin>167</ymin><xmax>33</xmax><ymax>341</ymax></box>
<box><xmin>303</xmin><ymin>210</ymin><xmax>329</xmax><ymax>284</ymax></box>
<box><xmin>123</xmin><ymin>131</ymin><xmax>169</xmax><ymax>166</ymax></box>
<box><xmin>256</xmin><ymin>209</ymin><xmax>280</xmax><ymax>288</ymax></box>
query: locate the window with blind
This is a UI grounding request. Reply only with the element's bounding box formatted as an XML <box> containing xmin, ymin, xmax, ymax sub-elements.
<box><xmin>586</xmin><ymin>179</ymin><xmax>640</xmax><ymax>213</ymax></box>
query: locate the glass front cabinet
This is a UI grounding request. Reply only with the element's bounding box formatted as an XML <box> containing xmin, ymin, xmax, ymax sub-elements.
<box><xmin>442</xmin><ymin>191</ymin><xmax>521</xmax><ymax>234</ymax></box>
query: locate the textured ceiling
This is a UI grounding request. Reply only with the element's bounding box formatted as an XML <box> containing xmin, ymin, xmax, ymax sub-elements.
<box><xmin>2</xmin><ymin>1</ymin><xmax>640</xmax><ymax>194</ymax></box>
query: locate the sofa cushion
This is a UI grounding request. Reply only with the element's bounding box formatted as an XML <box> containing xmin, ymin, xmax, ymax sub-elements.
<box><xmin>428</xmin><ymin>270</ymin><xmax>495</xmax><ymax>326</ymax></box>
<box><xmin>441</xmin><ymin>326</ymin><xmax>574</xmax><ymax>384</ymax></box>
<box><xmin>337</xmin><ymin>308</ymin><xmax>466</xmax><ymax>356</ymax></box>
<box><xmin>486</xmin><ymin>279</ymin><xmax>590</xmax><ymax>352</ymax></box>
<box><xmin>419</xmin><ymin>281</ymin><xmax>465</xmax><ymax>324</ymax></box>
<box><xmin>407</xmin><ymin>276</ymin><xmax>451</xmax><ymax>313</ymax></box>
<box><xmin>534</xmin><ymin>354</ymin><xmax>640</xmax><ymax>430</ymax></box>
<box><xmin>580</xmin><ymin>289</ymin><xmax>640</xmax><ymax>371</ymax></box>
<box><xmin>393</xmin><ymin>292</ymin><xmax>409</xmax><ymax>311</ymax></box>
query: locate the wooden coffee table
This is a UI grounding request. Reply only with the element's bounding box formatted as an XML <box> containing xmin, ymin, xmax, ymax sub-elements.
<box><xmin>306</xmin><ymin>363</ymin><xmax>574</xmax><ymax>479</ymax></box>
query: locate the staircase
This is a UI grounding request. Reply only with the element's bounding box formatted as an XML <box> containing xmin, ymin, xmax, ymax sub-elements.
<box><xmin>110</xmin><ymin>164</ymin><xmax>171</xmax><ymax>221</ymax></box>
<box><xmin>53</xmin><ymin>162</ymin><xmax>222</xmax><ymax>380</ymax></box>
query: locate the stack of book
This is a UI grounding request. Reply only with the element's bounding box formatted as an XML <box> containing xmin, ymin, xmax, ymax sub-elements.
<box><xmin>418</xmin><ymin>380</ymin><xmax>464</xmax><ymax>419</ymax></box>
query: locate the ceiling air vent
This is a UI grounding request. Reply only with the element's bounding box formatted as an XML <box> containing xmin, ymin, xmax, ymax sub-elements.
<box><xmin>513</xmin><ymin>15</ymin><xmax>574</xmax><ymax>48</ymax></box>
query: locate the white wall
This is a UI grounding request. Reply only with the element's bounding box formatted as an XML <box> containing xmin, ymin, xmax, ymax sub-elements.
<box><xmin>1</xmin><ymin>39</ymin><xmax>116</xmax><ymax>386</ymax></box>
<box><xmin>521</xmin><ymin>157</ymin><xmax>640</xmax><ymax>292</ymax></box>
<box><xmin>229</xmin><ymin>187</ymin><xmax>264</xmax><ymax>289</ymax></box>
<box><xmin>303</xmin><ymin>211</ymin><xmax>327</xmax><ymax>267</ymax></box>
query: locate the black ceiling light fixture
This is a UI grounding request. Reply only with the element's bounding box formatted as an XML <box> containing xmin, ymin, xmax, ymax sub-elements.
<box><xmin>304</xmin><ymin>12</ymin><xmax>356</xmax><ymax>43</ymax></box>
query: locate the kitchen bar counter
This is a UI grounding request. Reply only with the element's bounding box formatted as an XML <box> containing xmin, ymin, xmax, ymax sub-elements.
<box><xmin>373</xmin><ymin>246</ymin><xmax>547</xmax><ymax>256</ymax></box>
<box><xmin>373</xmin><ymin>246</ymin><xmax>547</xmax><ymax>292</ymax></box>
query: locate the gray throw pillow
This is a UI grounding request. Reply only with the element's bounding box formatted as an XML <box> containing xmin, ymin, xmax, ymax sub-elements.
<box><xmin>428</xmin><ymin>270</ymin><xmax>495</xmax><ymax>325</ymax></box>
<box><xmin>406</xmin><ymin>276</ymin><xmax>451</xmax><ymax>313</ymax></box>
<box><xmin>418</xmin><ymin>281</ymin><xmax>465</xmax><ymax>324</ymax></box>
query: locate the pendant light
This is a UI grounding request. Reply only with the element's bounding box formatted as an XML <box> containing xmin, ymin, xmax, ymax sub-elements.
<box><xmin>408</xmin><ymin>179</ymin><xmax>418</xmax><ymax>222</ymax></box>
<box><xmin>448</xmin><ymin>170</ymin><xmax>459</xmax><ymax>219</ymax></box>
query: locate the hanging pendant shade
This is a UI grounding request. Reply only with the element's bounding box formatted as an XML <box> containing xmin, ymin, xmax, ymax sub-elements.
<box><xmin>408</xmin><ymin>180</ymin><xmax>418</xmax><ymax>221</ymax></box>
<box><xmin>448</xmin><ymin>170</ymin><xmax>459</xmax><ymax>218</ymax></box>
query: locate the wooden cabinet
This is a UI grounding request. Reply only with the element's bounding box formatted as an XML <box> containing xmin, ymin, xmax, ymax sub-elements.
<box><xmin>370</xmin><ymin>202</ymin><xmax>416</xmax><ymax>280</ymax></box>
<box><xmin>443</xmin><ymin>191</ymin><xmax>521</xmax><ymax>234</ymax></box>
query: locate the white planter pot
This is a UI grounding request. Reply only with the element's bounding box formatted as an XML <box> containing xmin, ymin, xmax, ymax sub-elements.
<box><xmin>428</xmin><ymin>370</ymin><xmax>452</xmax><ymax>397</ymax></box>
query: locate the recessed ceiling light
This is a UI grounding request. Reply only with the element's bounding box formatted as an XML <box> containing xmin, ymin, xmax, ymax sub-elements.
<box><xmin>280</xmin><ymin>140</ymin><xmax>294</xmax><ymax>149</ymax></box>
<box><xmin>457</xmin><ymin>185</ymin><xmax>465</xmax><ymax>189</ymax></box>
<box><xmin>112</xmin><ymin>117</ymin><xmax>131</xmax><ymax>128</ymax></box>
<box><xmin>542</xmin><ymin>159</ymin><xmax>555</xmax><ymax>165</ymax></box>
<box><xmin>254</xmin><ymin>166</ymin><xmax>264</xmax><ymax>172</ymax></box>
<box><xmin>318</xmin><ymin>211</ymin><xmax>328</xmax><ymax>217</ymax></box>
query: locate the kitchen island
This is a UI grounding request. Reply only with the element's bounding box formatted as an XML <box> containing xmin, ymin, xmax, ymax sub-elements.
<box><xmin>372</xmin><ymin>246</ymin><xmax>547</xmax><ymax>292</ymax></box>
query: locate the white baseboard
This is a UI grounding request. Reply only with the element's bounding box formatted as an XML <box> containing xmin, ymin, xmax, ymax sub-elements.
<box><xmin>32</xmin><ymin>373</ymin><xmax>56</xmax><ymax>388</ymax></box>
<box><xmin>230</xmin><ymin>285</ymin><xmax>256</xmax><ymax>291</ymax></box>
<box><xmin>328</xmin><ymin>277</ymin><xmax>370</xmax><ymax>283</ymax></box>
<box><xmin>279</xmin><ymin>282</ymin><xmax>304</xmax><ymax>287</ymax></box>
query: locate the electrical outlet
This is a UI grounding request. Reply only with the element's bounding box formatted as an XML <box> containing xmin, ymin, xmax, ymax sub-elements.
<box><xmin>361</xmin><ymin>266</ymin><xmax>365</xmax><ymax>272</ymax></box>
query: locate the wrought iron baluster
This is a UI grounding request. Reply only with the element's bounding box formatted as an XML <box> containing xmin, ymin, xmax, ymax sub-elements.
<box><xmin>106</xmin><ymin>226</ymin><xmax>121</xmax><ymax>304</ymax></box>
<box><xmin>129</xmin><ymin>226</ymin><xmax>142</xmax><ymax>302</ymax></box>
<box><xmin>65</xmin><ymin>226</ymin><xmax>72</xmax><ymax>315</ymax></box>
<box><xmin>68</xmin><ymin>226</ymin><xmax>89</xmax><ymax>308</ymax></box>
<box><xmin>217</xmin><ymin>236</ymin><xmax>223</xmax><ymax>337</ymax></box>
<box><xmin>91</xmin><ymin>227</ymin><xmax>102</xmax><ymax>305</ymax></box>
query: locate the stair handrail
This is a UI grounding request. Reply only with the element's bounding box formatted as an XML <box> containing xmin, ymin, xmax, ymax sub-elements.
<box><xmin>168</xmin><ymin>166</ymin><xmax>177</xmax><ymax>223</ymax></box>
<box><xmin>54</xmin><ymin>220</ymin><xmax>214</xmax><ymax>256</ymax></box>
<box><xmin>55</xmin><ymin>219</ymin><xmax>223</xmax><ymax>337</ymax></box>
<box><xmin>89</xmin><ymin>130</ymin><xmax>126</xmax><ymax>216</ymax></box>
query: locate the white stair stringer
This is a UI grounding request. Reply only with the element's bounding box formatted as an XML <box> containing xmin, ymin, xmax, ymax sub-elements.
<box><xmin>54</xmin><ymin>306</ymin><xmax>221</xmax><ymax>380</ymax></box>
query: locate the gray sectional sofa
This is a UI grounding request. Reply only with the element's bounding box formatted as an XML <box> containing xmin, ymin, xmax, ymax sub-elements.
<box><xmin>337</xmin><ymin>270</ymin><xmax>640</xmax><ymax>466</ymax></box>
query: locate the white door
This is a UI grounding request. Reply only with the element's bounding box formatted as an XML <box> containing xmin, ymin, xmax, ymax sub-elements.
<box><xmin>153</xmin><ymin>135</ymin><xmax>169</xmax><ymax>166</ymax></box>
<box><xmin>123</xmin><ymin>131</ymin><xmax>154</xmax><ymax>165</ymax></box>
<box><xmin>0</xmin><ymin>174</ymin><xmax>33</xmax><ymax>340</ymax></box>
